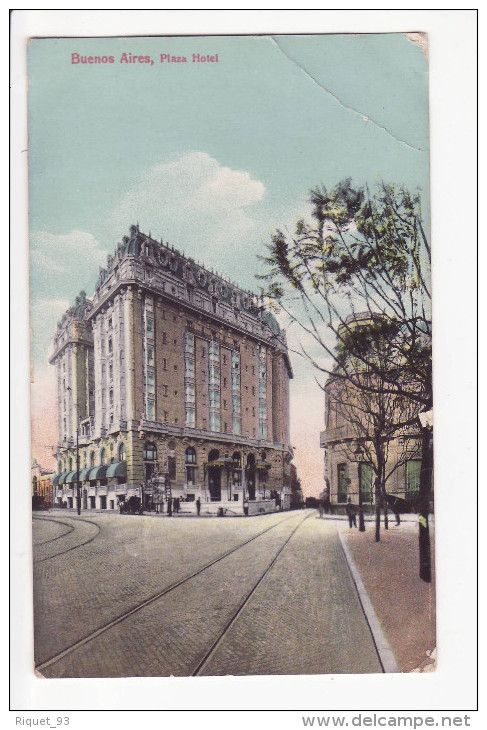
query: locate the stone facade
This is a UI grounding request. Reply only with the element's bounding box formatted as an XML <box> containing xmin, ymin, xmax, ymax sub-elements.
<box><xmin>319</xmin><ymin>318</ymin><xmax>426</xmax><ymax>513</ymax></box>
<box><xmin>50</xmin><ymin>226</ymin><xmax>294</xmax><ymax>513</ymax></box>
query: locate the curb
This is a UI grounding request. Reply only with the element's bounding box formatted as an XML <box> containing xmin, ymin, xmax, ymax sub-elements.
<box><xmin>338</xmin><ymin>526</ymin><xmax>400</xmax><ymax>674</ymax></box>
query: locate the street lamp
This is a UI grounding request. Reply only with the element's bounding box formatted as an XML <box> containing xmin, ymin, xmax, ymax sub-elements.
<box><xmin>417</xmin><ymin>408</ymin><xmax>433</xmax><ymax>583</ymax></box>
<box><xmin>66</xmin><ymin>387</ymin><xmax>81</xmax><ymax>516</ymax></box>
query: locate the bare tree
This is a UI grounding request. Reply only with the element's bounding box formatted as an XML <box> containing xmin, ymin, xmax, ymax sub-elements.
<box><xmin>259</xmin><ymin>179</ymin><xmax>433</xmax><ymax>574</ymax></box>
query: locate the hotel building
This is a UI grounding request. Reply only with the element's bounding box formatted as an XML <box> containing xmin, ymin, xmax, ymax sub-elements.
<box><xmin>50</xmin><ymin>225</ymin><xmax>294</xmax><ymax>514</ymax></box>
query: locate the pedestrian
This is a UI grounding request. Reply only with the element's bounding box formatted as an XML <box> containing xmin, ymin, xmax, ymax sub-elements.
<box><xmin>393</xmin><ymin>500</ymin><xmax>401</xmax><ymax>526</ymax></box>
<box><xmin>318</xmin><ymin>501</ymin><xmax>324</xmax><ymax>519</ymax></box>
<box><xmin>346</xmin><ymin>498</ymin><xmax>357</xmax><ymax>528</ymax></box>
<box><xmin>167</xmin><ymin>496</ymin><xmax>172</xmax><ymax>517</ymax></box>
<box><xmin>196</xmin><ymin>497</ymin><xmax>201</xmax><ymax>516</ymax></box>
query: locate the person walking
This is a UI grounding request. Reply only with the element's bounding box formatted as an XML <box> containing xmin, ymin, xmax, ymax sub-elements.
<box><xmin>196</xmin><ymin>497</ymin><xmax>201</xmax><ymax>516</ymax></box>
<box><xmin>318</xmin><ymin>501</ymin><xmax>324</xmax><ymax>519</ymax></box>
<box><xmin>167</xmin><ymin>496</ymin><xmax>172</xmax><ymax>517</ymax></box>
<box><xmin>346</xmin><ymin>498</ymin><xmax>357</xmax><ymax>528</ymax></box>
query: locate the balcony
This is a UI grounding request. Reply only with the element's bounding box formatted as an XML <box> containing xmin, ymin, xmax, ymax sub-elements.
<box><xmin>320</xmin><ymin>425</ymin><xmax>355</xmax><ymax>446</ymax></box>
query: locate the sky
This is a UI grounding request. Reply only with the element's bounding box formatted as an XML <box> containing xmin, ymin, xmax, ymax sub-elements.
<box><xmin>28</xmin><ymin>33</ymin><xmax>429</xmax><ymax>495</ymax></box>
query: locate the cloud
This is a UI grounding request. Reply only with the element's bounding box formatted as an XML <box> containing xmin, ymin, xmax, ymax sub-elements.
<box><xmin>30</xmin><ymin>230</ymin><xmax>107</xmax><ymax>299</ymax></box>
<box><xmin>112</xmin><ymin>152</ymin><xmax>267</xmax><ymax>279</ymax></box>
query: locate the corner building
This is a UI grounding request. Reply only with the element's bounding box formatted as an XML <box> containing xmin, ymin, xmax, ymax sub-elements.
<box><xmin>50</xmin><ymin>226</ymin><xmax>294</xmax><ymax>514</ymax></box>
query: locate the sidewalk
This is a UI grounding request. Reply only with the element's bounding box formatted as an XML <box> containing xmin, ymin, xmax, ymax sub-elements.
<box><xmin>340</xmin><ymin>519</ymin><xmax>436</xmax><ymax>673</ymax></box>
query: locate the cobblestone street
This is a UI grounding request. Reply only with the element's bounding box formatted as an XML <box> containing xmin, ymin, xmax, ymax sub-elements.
<box><xmin>33</xmin><ymin>510</ymin><xmax>382</xmax><ymax>678</ymax></box>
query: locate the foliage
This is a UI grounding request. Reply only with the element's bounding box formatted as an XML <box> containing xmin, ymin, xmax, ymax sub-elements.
<box><xmin>259</xmin><ymin>178</ymin><xmax>432</xmax><ymax>409</ymax></box>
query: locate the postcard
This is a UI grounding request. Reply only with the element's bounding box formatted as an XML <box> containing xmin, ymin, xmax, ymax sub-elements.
<box><xmin>28</xmin><ymin>32</ymin><xmax>435</xmax><ymax>680</ymax></box>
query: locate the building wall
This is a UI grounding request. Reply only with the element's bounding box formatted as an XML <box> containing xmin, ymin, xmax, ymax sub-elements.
<box><xmin>320</xmin><ymin>379</ymin><xmax>423</xmax><ymax>510</ymax></box>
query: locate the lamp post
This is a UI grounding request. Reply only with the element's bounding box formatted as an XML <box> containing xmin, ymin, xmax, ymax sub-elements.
<box><xmin>417</xmin><ymin>409</ymin><xmax>433</xmax><ymax>583</ymax></box>
<box><xmin>66</xmin><ymin>387</ymin><xmax>81</xmax><ymax>516</ymax></box>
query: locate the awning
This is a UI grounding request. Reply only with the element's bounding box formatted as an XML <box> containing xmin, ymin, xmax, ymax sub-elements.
<box><xmin>78</xmin><ymin>467</ymin><xmax>92</xmax><ymax>481</ymax></box>
<box><xmin>59</xmin><ymin>471</ymin><xmax>75</xmax><ymax>484</ymax></box>
<box><xmin>106</xmin><ymin>461</ymin><xmax>127</xmax><ymax>478</ymax></box>
<box><xmin>52</xmin><ymin>473</ymin><xmax>63</xmax><ymax>487</ymax></box>
<box><xmin>86</xmin><ymin>465</ymin><xmax>108</xmax><ymax>481</ymax></box>
<box><xmin>66</xmin><ymin>471</ymin><xmax>85</xmax><ymax>484</ymax></box>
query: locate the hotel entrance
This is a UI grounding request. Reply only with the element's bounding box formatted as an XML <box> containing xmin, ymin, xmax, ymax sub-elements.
<box><xmin>207</xmin><ymin>449</ymin><xmax>221</xmax><ymax>501</ymax></box>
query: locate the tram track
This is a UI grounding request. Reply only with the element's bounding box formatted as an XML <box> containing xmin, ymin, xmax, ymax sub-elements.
<box><xmin>192</xmin><ymin>510</ymin><xmax>313</xmax><ymax>676</ymax></box>
<box><xmin>32</xmin><ymin>516</ymin><xmax>75</xmax><ymax>546</ymax></box>
<box><xmin>35</xmin><ymin>510</ymin><xmax>311</xmax><ymax>675</ymax></box>
<box><xmin>32</xmin><ymin>515</ymin><xmax>102</xmax><ymax>563</ymax></box>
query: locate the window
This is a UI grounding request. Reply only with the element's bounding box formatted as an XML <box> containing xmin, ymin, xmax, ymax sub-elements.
<box><xmin>109</xmin><ymin>389</ymin><xmax>114</xmax><ymax>406</ymax></box>
<box><xmin>163</xmin><ymin>358</ymin><xmax>167</xmax><ymax>370</ymax></box>
<box><xmin>185</xmin><ymin>382</ymin><xmax>195</xmax><ymax>403</ymax></box>
<box><xmin>143</xmin><ymin>442</ymin><xmax>157</xmax><ymax>461</ymax></box>
<box><xmin>209</xmin><ymin>412</ymin><xmax>221</xmax><ymax>432</ymax></box>
<box><xmin>185</xmin><ymin>332</ymin><xmax>194</xmax><ymax>352</ymax></box>
<box><xmin>109</xmin><ymin>364</ymin><xmax>113</xmax><ymax>381</ymax></box>
<box><xmin>118</xmin><ymin>442</ymin><xmax>126</xmax><ymax>461</ymax></box>
<box><xmin>162</xmin><ymin>384</ymin><xmax>168</xmax><ymax>397</ymax></box>
<box><xmin>147</xmin><ymin>399</ymin><xmax>155</xmax><ymax>420</ymax></box>
<box><xmin>90</xmin><ymin>451</ymin><xmax>95</xmax><ymax>467</ymax></box>
<box><xmin>337</xmin><ymin>463</ymin><xmax>348</xmax><ymax>503</ymax></box>
<box><xmin>162</xmin><ymin>332</ymin><xmax>167</xmax><ymax>344</ymax></box>
<box><xmin>146</xmin><ymin>316</ymin><xmax>154</xmax><ymax>335</ymax></box>
<box><xmin>184</xmin><ymin>447</ymin><xmax>196</xmax><ymax>464</ymax></box>
<box><xmin>406</xmin><ymin>460</ymin><xmax>421</xmax><ymax>497</ymax></box>
<box><xmin>232</xmin><ymin>417</ymin><xmax>241</xmax><ymax>438</ymax></box>
<box><xmin>147</xmin><ymin>345</ymin><xmax>155</xmax><ymax>366</ymax></box>
<box><xmin>185</xmin><ymin>407</ymin><xmax>195</xmax><ymax>427</ymax></box>
<box><xmin>147</xmin><ymin>371</ymin><xmax>155</xmax><ymax>394</ymax></box>
<box><xmin>100</xmin><ymin>449</ymin><xmax>106</xmax><ymax>466</ymax></box>
<box><xmin>359</xmin><ymin>463</ymin><xmax>373</xmax><ymax>502</ymax></box>
<box><xmin>185</xmin><ymin>359</ymin><xmax>194</xmax><ymax>378</ymax></box>
<box><xmin>108</xmin><ymin>338</ymin><xmax>113</xmax><ymax>354</ymax></box>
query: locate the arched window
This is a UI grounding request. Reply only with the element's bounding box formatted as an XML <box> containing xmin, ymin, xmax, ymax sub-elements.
<box><xmin>185</xmin><ymin>447</ymin><xmax>196</xmax><ymax>464</ymax></box>
<box><xmin>143</xmin><ymin>442</ymin><xmax>157</xmax><ymax>461</ymax></box>
<box><xmin>185</xmin><ymin>447</ymin><xmax>197</xmax><ymax>485</ymax></box>
<box><xmin>118</xmin><ymin>442</ymin><xmax>126</xmax><ymax>461</ymax></box>
<box><xmin>68</xmin><ymin>456</ymin><xmax>73</xmax><ymax>471</ymax></box>
<box><xmin>208</xmin><ymin>449</ymin><xmax>219</xmax><ymax>462</ymax></box>
<box><xmin>89</xmin><ymin>451</ymin><xmax>95</xmax><ymax>468</ymax></box>
<box><xmin>100</xmin><ymin>448</ymin><xmax>106</xmax><ymax>466</ymax></box>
